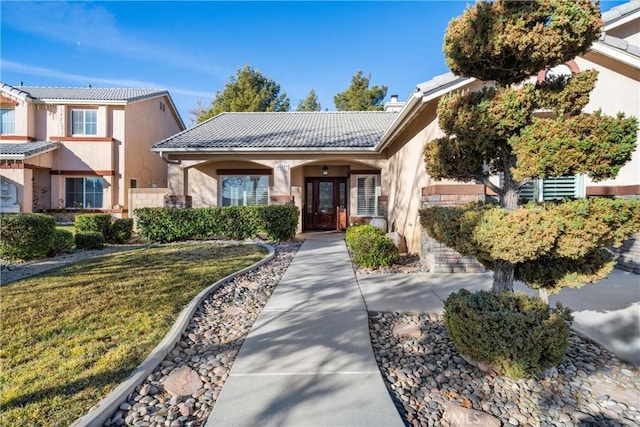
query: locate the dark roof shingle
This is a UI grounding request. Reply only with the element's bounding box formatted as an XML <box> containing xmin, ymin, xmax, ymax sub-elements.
<box><xmin>0</xmin><ymin>142</ymin><xmax>60</xmax><ymax>159</ymax></box>
<box><xmin>12</xmin><ymin>86</ymin><xmax>169</xmax><ymax>103</ymax></box>
<box><xmin>153</xmin><ymin>111</ymin><xmax>398</xmax><ymax>151</ymax></box>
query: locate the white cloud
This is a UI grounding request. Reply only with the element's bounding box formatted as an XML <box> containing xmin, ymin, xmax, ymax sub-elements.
<box><xmin>1</xmin><ymin>1</ymin><xmax>230</xmax><ymax>79</ymax></box>
<box><xmin>1</xmin><ymin>60</ymin><xmax>212</xmax><ymax>99</ymax></box>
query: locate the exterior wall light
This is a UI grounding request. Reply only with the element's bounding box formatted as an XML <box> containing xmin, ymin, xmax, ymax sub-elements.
<box><xmin>322</xmin><ymin>165</ymin><xmax>329</xmax><ymax>176</ymax></box>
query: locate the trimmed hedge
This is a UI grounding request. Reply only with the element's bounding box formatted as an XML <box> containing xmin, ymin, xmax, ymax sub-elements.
<box><xmin>75</xmin><ymin>231</ymin><xmax>105</xmax><ymax>250</ymax></box>
<box><xmin>0</xmin><ymin>213</ymin><xmax>56</xmax><ymax>260</ymax></box>
<box><xmin>110</xmin><ymin>218</ymin><xmax>134</xmax><ymax>243</ymax></box>
<box><xmin>75</xmin><ymin>214</ymin><xmax>112</xmax><ymax>238</ymax></box>
<box><xmin>74</xmin><ymin>214</ymin><xmax>134</xmax><ymax>244</ymax></box>
<box><xmin>49</xmin><ymin>229</ymin><xmax>75</xmax><ymax>256</ymax></box>
<box><xmin>134</xmin><ymin>205</ymin><xmax>299</xmax><ymax>243</ymax></box>
<box><xmin>345</xmin><ymin>224</ymin><xmax>399</xmax><ymax>268</ymax></box>
<box><xmin>443</xmin><ymin>289</ymin><xmax>573</xmax><ymax>379</ymax></box>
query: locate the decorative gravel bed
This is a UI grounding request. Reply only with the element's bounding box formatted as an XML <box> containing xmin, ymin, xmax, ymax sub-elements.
<box><xmin>102</xmin><ymin>240</ymin><xmax>301</xmax><ymax>427</ymax></box>
<box><xmin>369</xmin><ymin>311</ymin><xmax>640</xmax><ymax>427</ymax></box>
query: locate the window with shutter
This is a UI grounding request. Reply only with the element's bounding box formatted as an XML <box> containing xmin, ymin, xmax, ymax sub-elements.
<box><xmin>356</xmin><ymin>175</ymin><xmax>377</xmax><ymax>216</ymax></box>
<box><xmin>519</xmin><ymin>176</ymin><xmax>580</xmax><ymax>202</ymax></box>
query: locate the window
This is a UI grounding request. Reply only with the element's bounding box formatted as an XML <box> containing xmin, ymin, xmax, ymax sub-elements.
<box><xmin>71</xmin><ymin>109</ymin><xmax>97</xmax><ymax>135</ymax></box>
<box><xmin>221</xmin><ymin>176</ymin><xmax>269</xmax><ymax>206</ymax></box>
<box><xmin>0</xmin><ymin>108</ymin><xmax>15</xmax><ymax>134</ymax></box>
<box><xmin>356</xmin><ymin>175</ymin><xmax>377</xmax><ymax>216</ymax></box>
<box><xmin>65</xmin><ymin>177</ymin><xmax>103</xmax><ymax>208</ymax></box>
<box><xmin>520</xmin><ymin>176</ymin><xmax>582</xmax><ymax>202</ymax></box>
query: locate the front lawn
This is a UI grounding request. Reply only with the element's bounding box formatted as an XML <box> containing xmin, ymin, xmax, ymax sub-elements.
<box><xmin>0</xmin><ymin>243</ymin><xmax>266</xmax><ymax>426</ymax></box>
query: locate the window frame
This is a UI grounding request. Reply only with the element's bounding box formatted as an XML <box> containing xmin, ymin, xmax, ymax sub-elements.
<box><xmin>64</xmin><ymin>176</ymin><xmax>104</xmax><ymax>208</ymax></box>
<box><xmin>220</xmin><ymin>175</ymin><xmax>270</xmax><ymax>207</ymax></box>
<box><xmin>356</xmin><ymin>175</ymin><xmax>378</xmax><ymax>216</ymax></box>
<box><xmin>0</xmin><ymin>108</ymin><xmax>15</xmax><ymax>135</ymax></box>
<box><xmin>70</xmin><ymin>109</ymin><xmax>98</xmax><ymax>136</ymax></box>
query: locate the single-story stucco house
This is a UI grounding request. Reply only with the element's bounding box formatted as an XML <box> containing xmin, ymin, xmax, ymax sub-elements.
<box><xmin>151</xmin><ymin>1</ymin><xmax>640</xmax><ymax>273</ymax></box>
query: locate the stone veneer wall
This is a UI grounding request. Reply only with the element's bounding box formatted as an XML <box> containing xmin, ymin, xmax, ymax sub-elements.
<box><xmin>614</xmin><ymin>235</ymin><xmax>640</xmax><ymax>274</ymax></box>
<box><xmin>586</xmin><ymin>187</ymin><xmax>640</xmax><ymax>275</ymax></box>
<box><xmin>420</xmin><ymin>185</ymin><xmax>487</xmax><ymax>273</ymax></box>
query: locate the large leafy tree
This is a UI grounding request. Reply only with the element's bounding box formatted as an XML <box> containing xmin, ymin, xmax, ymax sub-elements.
<box><xmin>421</xmin><ymin>0</ymin><xmax>640</xmax><ymax>297</ymax></box>
<box><xmin>193</xmin><ymin>65</ymin><xmax>290</xmax><ymax>123</ymax></box>
<box><xmin>296</xmin><ymin>89</ymin><xmax>321</xmax><ymax>111</ymax></box>
<box><xmin>334</xmin><ymin>71</ymin><xmax>388</xmax><ymax>111</ymax></box>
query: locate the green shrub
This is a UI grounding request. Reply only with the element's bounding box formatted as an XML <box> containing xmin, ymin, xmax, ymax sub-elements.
<box><xmin>110</xmin><ymin>218</ymin><xmax>134</xmax><ymax>243</ymax></box>
<box><xmin>49</xmin><ymin>229</ymin><xmax>75</xmax><ymax>255</ymax></box>
<box><xmin>345</xmin><ymin>224</ymin><xmax>398</xmax><ymax>268</ymax></box>
<box><xmin>75</xmin><ymin>231</ymin><xmax>105</xmax><ymax>250</ymax></box>
<box><xmin>134</xmin><ymin>205</ymin><xmax>299</xmax><ymax>243</ymax></box>
<box><xmin>75</xmin><ymin>214</ymin><xmax>112</xmax><ymax>239</ymax></box>
<box><xmin>0</xmin><ymin>213</ymin><xmax>56</xmax><ymax>260</ymax></box>
<box><xmin>443</xmin><ymin>289</ymin><xmax>573</xmax><ymax>379</ymax></box>
<box><xmin>345</xmin><ymin>223</ymin><xmax>385</xmax><ymax>249</ymax></box>
<box><xmin>259</xmin><ymin>204</ymin><xmax>299</xmax><ymax>240</ymax></box>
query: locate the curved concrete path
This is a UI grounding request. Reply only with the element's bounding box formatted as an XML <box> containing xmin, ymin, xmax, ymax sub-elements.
<box><xmin>206</xmin><ymin>233</ymin><xmax>403</xmax><ymax>427</ymax></box>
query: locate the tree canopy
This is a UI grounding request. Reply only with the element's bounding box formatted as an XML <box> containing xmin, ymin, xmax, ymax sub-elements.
<box><xmin>334</xmin><ymin>71</ymin><xmax>388</xmax><ymax>111</ymax></box>
<box><xmin>193</xmin><ymin>65</ymin><xmax>290</xmax><ymax>123</ymax></box>
<box><xmin>296</xmin><ymin>89</ymin><xmax>321</xmax><ymax>111</ymax></box>
<box><xmin>421</xmin><ymin>0</ymin><xmax>640</xmax><ymax>295</ymax></box>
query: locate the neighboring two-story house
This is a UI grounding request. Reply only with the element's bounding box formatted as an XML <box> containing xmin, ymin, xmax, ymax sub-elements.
<box><xmin>0</xmin><ymin>84</ymin><xmax>184</xmax><ymax>216</ymax></box>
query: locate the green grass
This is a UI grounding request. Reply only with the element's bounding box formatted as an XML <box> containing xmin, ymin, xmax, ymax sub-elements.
<box><xmin>0</xmin><ymin>243</ymin><xmax>266</xmax><ymax>426</ymax></box>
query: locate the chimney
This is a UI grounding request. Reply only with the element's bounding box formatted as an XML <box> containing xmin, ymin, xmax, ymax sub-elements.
<box><xmin>384</xmin><ymin>93</ymin><xmax>404</xmax><ymax>112</ymax></box>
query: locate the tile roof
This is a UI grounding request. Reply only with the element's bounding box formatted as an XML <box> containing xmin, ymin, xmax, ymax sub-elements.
<box><xmin>602</xmin><ymin>0</ymin><xmax>640</xmax><ymax>25</ymax></box>
<box><xmin>153</xmin><ymin>111</ymin><xmax>398</xmax><ymax>151</ymax></box>
<box><xmin>12</xmin><ymin>86</ymin><xmax>169</xmax><ymax>103</ymax></box>
<box><xmin>414</xmin><ymin>72</ymin><xmax>471</xmax><ymax>97</ymax></box>
<box><xmin>598</xmin><ymin>33</ymin><xmax>640</xmax><ymax>59</ymax></box>
<box><xmin>0</xmin><ymin>142</ymin><xmax>60</xmax><ymax>159</ymax></box>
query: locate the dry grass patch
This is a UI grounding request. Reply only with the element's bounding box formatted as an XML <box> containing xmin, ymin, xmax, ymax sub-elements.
<box><xmin>0</xmin><ymin>242</ymin><xmax>266</xmax><ymax>426</ymax></box>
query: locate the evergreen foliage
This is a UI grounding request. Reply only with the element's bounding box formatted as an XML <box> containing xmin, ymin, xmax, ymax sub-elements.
<box><xmin>443</xmin><ymin>289</ymin><xmax>573</xmax><ymax>378</ymax></box>
<box><xmin>194</xmin><ymin>65</ymin><xmax>290</xmax><ymax>122</ymax></box>
<box><xmin>421</xmin><ymin>0</ymin><xmax>639</xmax><ymax>294</ymax></box>
<box><xmin>0</xmin><ymin>213</ymin><xmax>56</xmax><ymax>260</ymax></box>
<box><xmin>334</xmin><ymin>71</ymin><xmax>387</xmax><ymax>111</ymax></box>
<box><xmin>345</xmin><ymin>224</ymin><xmax>399</xmax><ymax>268</ymax></box>
<box><xmin>296</xmin><ymin>89</ymin><xmax>321</xmax><ymax>111</ymax></box>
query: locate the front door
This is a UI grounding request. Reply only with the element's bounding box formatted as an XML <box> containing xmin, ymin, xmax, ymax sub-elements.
<box><xmin>305</xmin><ymin>178</ymin><xmax>348</xmax><ymax>231</ymax></box>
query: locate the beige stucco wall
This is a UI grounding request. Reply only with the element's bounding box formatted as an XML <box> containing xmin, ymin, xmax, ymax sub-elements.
<box><xmin>383</xmin><ymin>81</ymin><xmax>486</xmax><ymax>254</ymax></box>
<box><xmin>575</xmin><ymin>53</ymin><xmax>640</xmax><ymax>188</ymax></box>
<box><xmin>0</xmin><ymin>169</ymin><xmax>27</xmax><ymax>212</ymax></box>
<box><xmin>124</xmin><ymin>96</ymin><xmax>183</xmax><ymax>196</ymax></box>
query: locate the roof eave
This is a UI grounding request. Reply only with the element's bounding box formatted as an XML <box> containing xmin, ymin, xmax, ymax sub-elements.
<box><xmin>153</xmin><ymin>146</ymin><xmax>379</xmax><ymax>155</ymax></box>
<box><xmin>376</xmin><ymin>76</ymin><xmax>475</xmax><ymax>152</ymax></box>
<box><xmin>603</xmin><ymin>8</ymin><xmax>640</xmax><ymax>31</ymax></box>
<box><xmin>0</xmin><ymin>142</ymin><xmax>60</xmax><ymax>160</ymax></box>
<box><xmin>590</xmin><ymin>41</ymin><xmax>640</xmax><ymax>69</ymax></box>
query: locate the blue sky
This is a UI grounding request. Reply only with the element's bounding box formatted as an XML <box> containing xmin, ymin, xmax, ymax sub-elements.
<box><xmin>1</xmin><ymin>1</ymin><xmax>625</xmax><ymax>125</ymax></box>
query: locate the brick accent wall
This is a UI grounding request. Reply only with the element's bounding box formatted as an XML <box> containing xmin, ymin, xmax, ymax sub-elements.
<box><xmin>129</xmin><ymin>188</ymin><xmax>168</xmax><ymax>212</ymax></box>
<box><xmin>613</xmin><ymin>235</ymin><xmax>640</xmax><ymax>274</ymax></box>
<box><xmin>378</xmin><ymin>195</ymin><xmax>388</xmax><ymax>219</ymax></box>
<box><xmin>420</xmin><ymin>185</ymin><xmax>486</xmax><ymax>273</ymax></box>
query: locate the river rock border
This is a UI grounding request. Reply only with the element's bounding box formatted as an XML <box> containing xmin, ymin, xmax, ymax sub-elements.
<box><xmin>72</xmin><ymin>240</ymin><xmax>301</xmax><ymax>427</ymax></box>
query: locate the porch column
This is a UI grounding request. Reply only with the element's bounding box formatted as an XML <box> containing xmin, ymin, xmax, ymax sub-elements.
<box><xmin>272</xmin><ymin>162</ymin><xmax>291</xmax><ymax>199</ymax></box>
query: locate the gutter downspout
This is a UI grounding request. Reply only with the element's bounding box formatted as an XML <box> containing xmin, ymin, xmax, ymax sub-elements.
<box><xmin>158</xmin><ymin>151</ymin><xmax>181</xmax><ymax>165</ymax></box>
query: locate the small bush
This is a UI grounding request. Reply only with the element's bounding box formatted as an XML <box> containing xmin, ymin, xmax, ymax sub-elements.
<box><xmin>110</xmin><ymin>218</ymin><xmax>134</xmax><ymax>243</ymax></box>
<box><xmin>345</xmin><ymin>223</ymin><xmax>385</xmax><ymax>248</ymax></box>
<box><xmin>75</xmin><ymin>231</ymin><xmax>105</xmax><ymax>250</ymax></box>
<box><xmin>0</xmin><ymin>213</ymin><xmax>56</xmax><ymax>260</ymax></box>
<box><xmin>75</xmin><ymin>214</ymin><xmax>112</xmax><ymax>238</ymax></box>
<box><xmin>345</xmin><ymin>224</ymin><xmax>398</xmax><ymax>268</ymax></box>
<box><xmin>443</xmin><ymin>289</ymin><xmax>573</xmax><ymax>378</ymax></box>
<box><xmin>49</xmin><ymin>229</ymin><xmax>75</xmax><ymax>255</ymax></box>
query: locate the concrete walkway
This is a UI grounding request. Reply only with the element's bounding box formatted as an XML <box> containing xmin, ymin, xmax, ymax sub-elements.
<box><xmin>206</xmin><ymin>233</ymin><xmax>404</xmax><ymax>427</ymax></box>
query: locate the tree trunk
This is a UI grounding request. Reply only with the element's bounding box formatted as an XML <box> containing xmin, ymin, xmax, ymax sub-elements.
<box><xmin>538</xmin><ymin>288</ymin><xmax>549</xmax><ymax>304</ymax></box>
<box><xmin>493</xmin><ymin>161</ymin><xmax>518</xmax><ymax>294</ymax></box>
<box><xmin>492</xmin><ymin>259</ymin><xmax>514</xmax><ymax>294</ymax></box>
